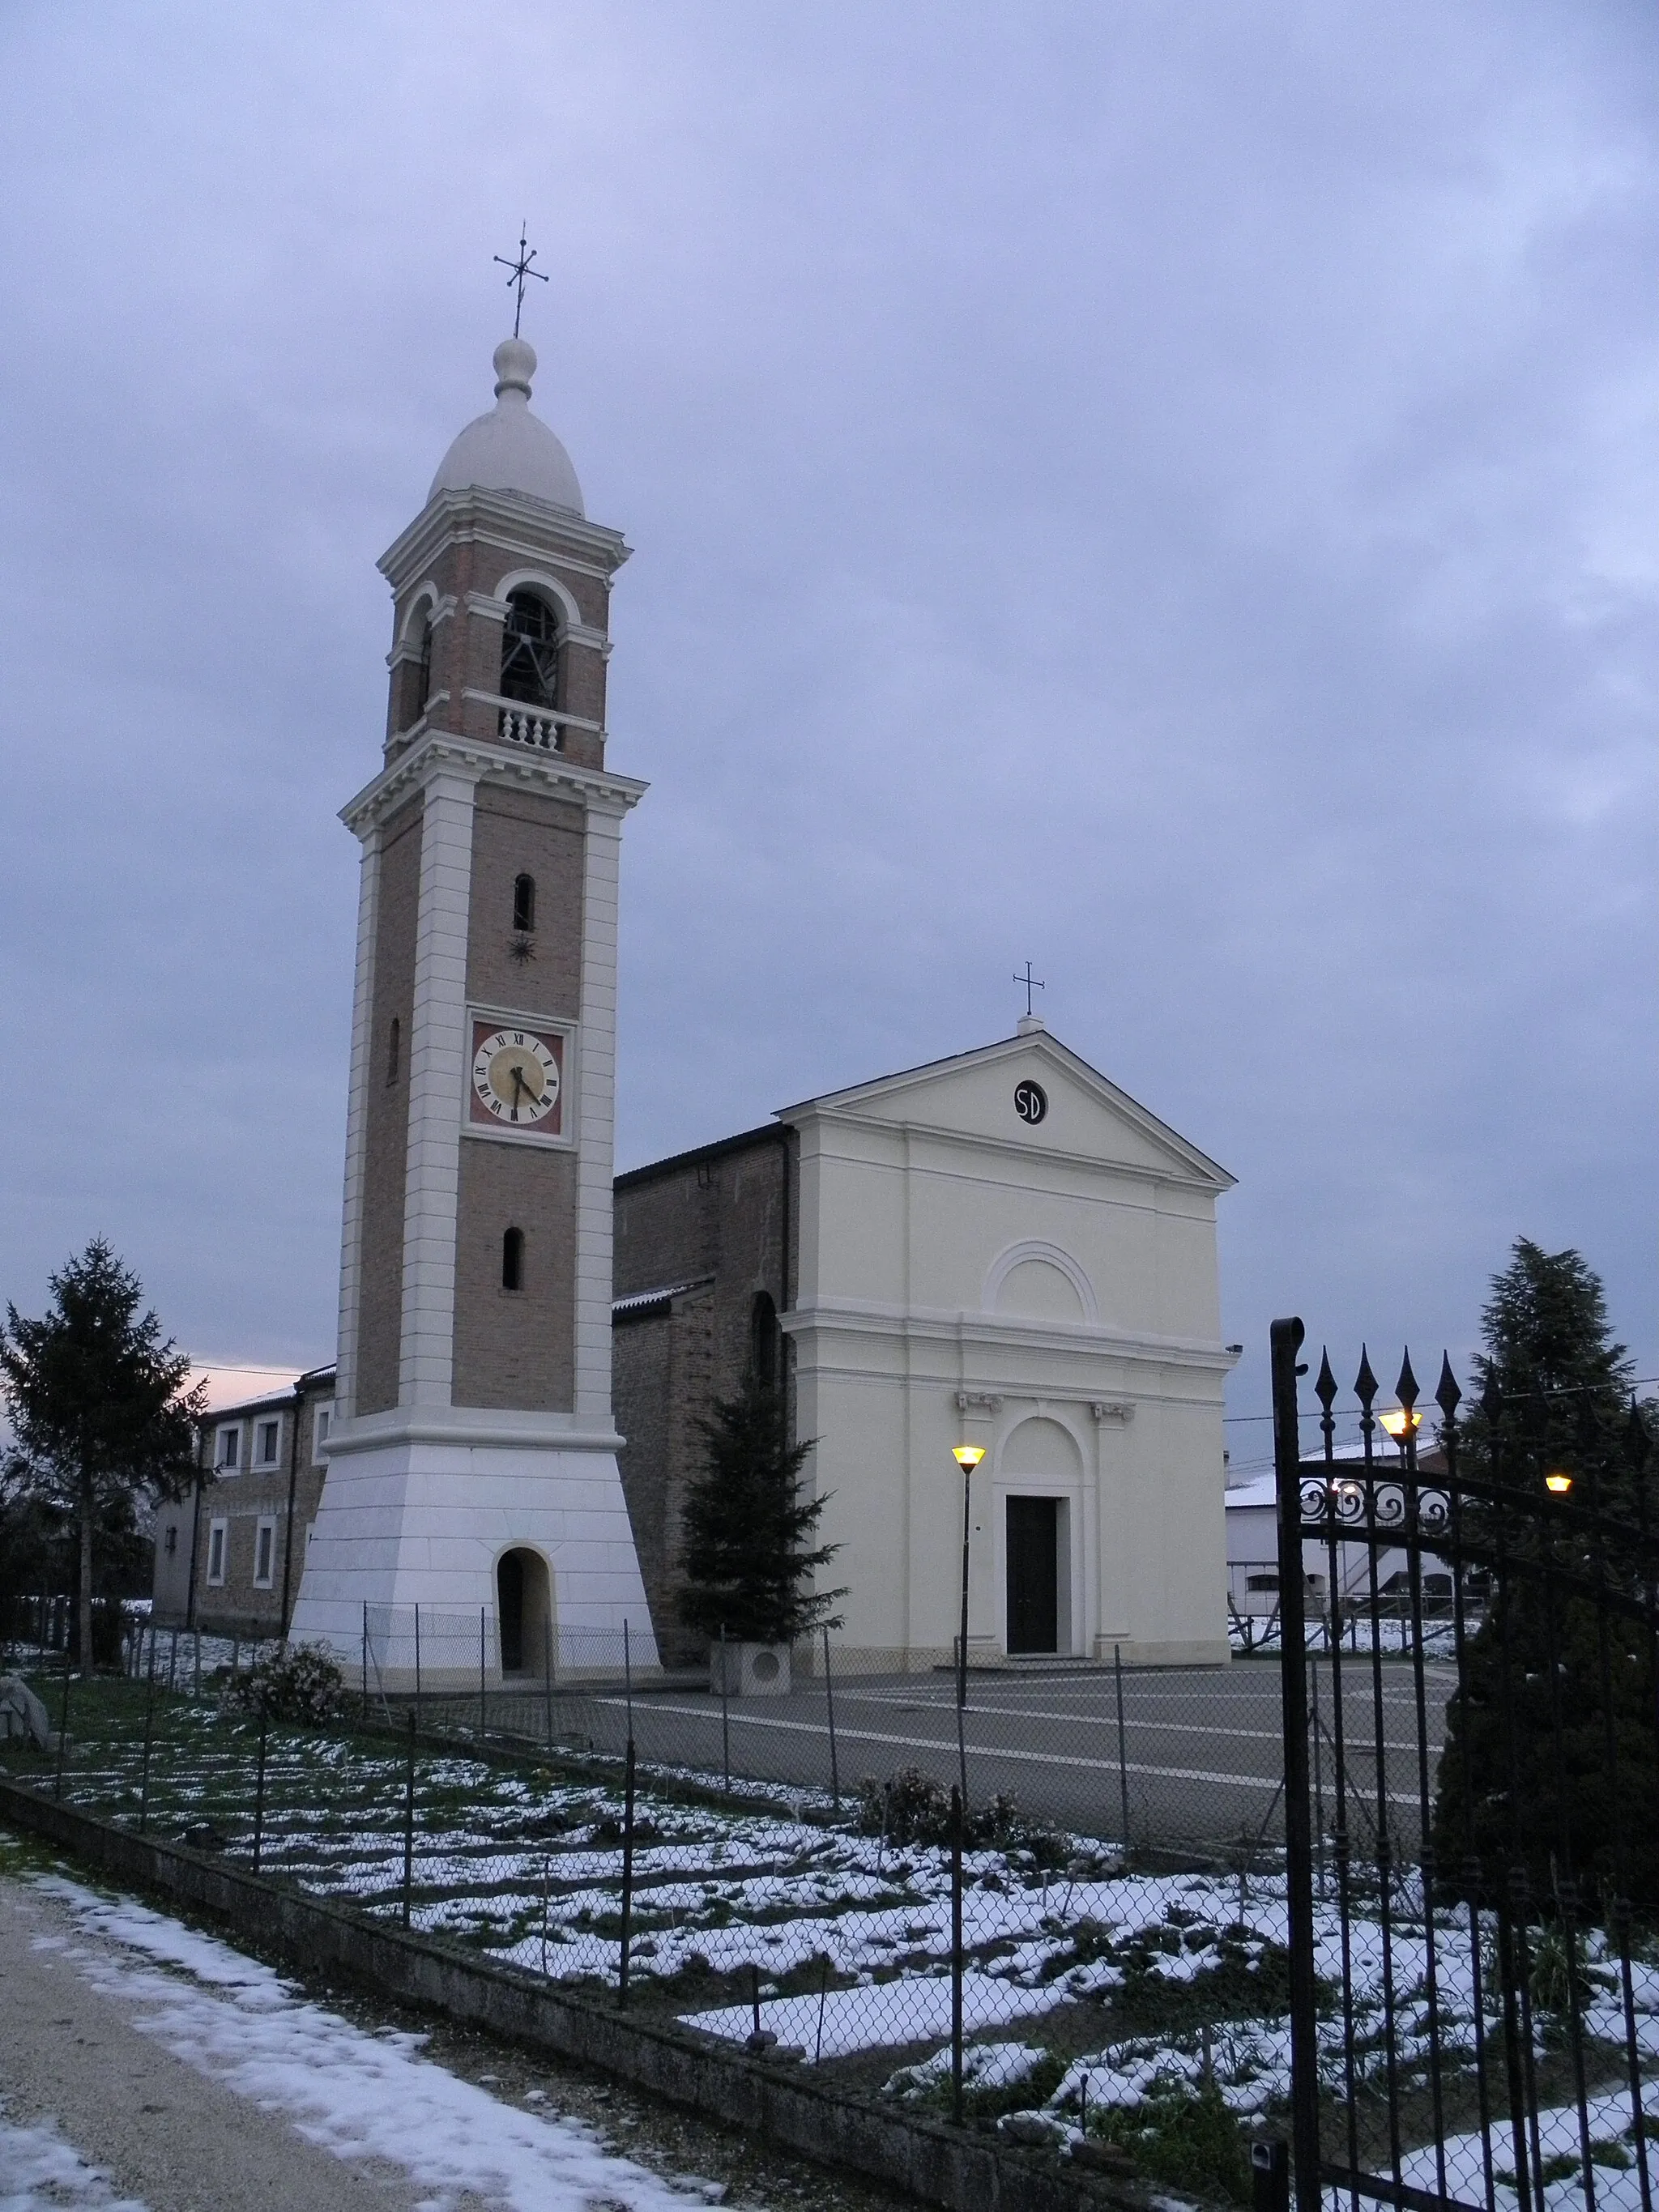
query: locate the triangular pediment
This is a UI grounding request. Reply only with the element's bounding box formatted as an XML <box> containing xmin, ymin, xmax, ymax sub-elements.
<box><xmin>778</xmin><ymin>1030</ymin><xmax>1233</xmax><ymax>1191</ymax></box>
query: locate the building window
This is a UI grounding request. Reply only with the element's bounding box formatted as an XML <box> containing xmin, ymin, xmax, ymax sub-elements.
<box><xmin>502</xmin><ymin>1227</ymin><xmax>524</xmax><ymax>1292</ymax></box>
<box><xmin>206</xmin><ymin>1519</ymin><xmax>228</xmax><ymax>1586</ymax></box>
<box><xmin>416</xmin><ymin>613</ymin><xmax>433</xmax><ymax>708</ymax></box>
<box><xmin>215</xmin><ymin>1423</ymin><xmax>242</xmax><ymax>1473</ymax></box>
<box><xmin>255</xmin><ymin>1418</ymin><xmax>281</xmax><ymax>1468</ymax></box>
<box><xmin>313</xmin><ymin>1401</ymin><xmax>334</xmax><ymax>1464</ymax></box>
<box><xmin>512</xmin><ymin>872</ymin><xmax>536</xmax><ymax>932</ymax></box>
<box><xmin>253</xmin><ymin>1517</ymin><xmax>277</xmax><ymax>1589</ymax></box>
<box><xmin>500</xmin><ymin>589</ymin><xmax>560</xmax><ymax>708</ymax></box>
<box><xmin>386</xmin><ymin>1016</ymin><xmax>401</xmax><ymax>1085</ymax></box>
<box><xmin>164</xmin><ymin>1525</ymin><xmax>177</xmax><ymax>1556</ymax></box>
<box><xmin>750</xmin><ymin>1292</ymin><xmax>781</xmax><ymax>1388</ymax></box>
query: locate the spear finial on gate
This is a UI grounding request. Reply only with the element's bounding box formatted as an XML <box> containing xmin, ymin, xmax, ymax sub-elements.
<box><xmin>1354</xmin><ymin>1347</ymin><xmax>1379</xmax><ymax>1413</ymax></box>
<box><xmin>1395</xmin><ymin>1350</ymin><xmax>1418</xmax><ymax>1417</ymax></box>
<box><xmin>1435</xmin><ymin>1354</ymin><xmax>1461</xmax><ymax>1424</ymax></box>
<box><xmin>1479</xmin><ymin>1372</ymin><xmax>1503</xmax><ymax>1426</ymax></box>
<box><xmin>1315</xmin><ymin>1349</ymin><xmax>1338</xmax><ymax>1456</ymax></box>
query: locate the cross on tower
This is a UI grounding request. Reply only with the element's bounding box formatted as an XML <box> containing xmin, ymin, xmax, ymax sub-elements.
<box><xmin>494</xmin><ymin>226</ymin><xmax>549</xmax><ymax>338</ymax></box>
<box><xmin>1013</xmin><ymin>961</ymin><xmax>1046</xmax><ymax>1018</ymax></box>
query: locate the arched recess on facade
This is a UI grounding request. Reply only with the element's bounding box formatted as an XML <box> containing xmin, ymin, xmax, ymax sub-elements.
<box><xmin>982</xmin><ymin>1240</ymin><xmax>1098</xmax><ymax>1325</ymax></box>
<box><xmin>496</xmin><ymin>1545</ymin><xmax>554</xmax><ymax>1674</ymax></box>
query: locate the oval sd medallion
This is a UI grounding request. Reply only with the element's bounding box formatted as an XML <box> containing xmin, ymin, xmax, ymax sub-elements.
<box><xmin>1013</xmin><ymin>1078</ymin><xmax>1048</xmax><ymax>1126</ymax></box>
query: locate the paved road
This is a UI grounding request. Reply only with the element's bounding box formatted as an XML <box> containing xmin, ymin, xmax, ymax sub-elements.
<box><xmin>488</xmin><ymin>1656</ymin><xmax>1460</xmax><ymax>1850</ymax></box>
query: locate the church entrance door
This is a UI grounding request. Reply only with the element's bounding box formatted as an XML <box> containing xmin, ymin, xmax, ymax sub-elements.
<box><xmin>1005</xmin><ymin>1497</ymin><xmax>1060</xmax><ymax>1654</ymax></box>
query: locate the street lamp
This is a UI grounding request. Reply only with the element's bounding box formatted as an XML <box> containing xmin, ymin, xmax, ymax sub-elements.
<box><xmin>1544</xmin><ymin>1471</ymin><xmax>1573</xmax><ymax>1496</ymax></box>
<box><xmin>952</xmin><ymin>1445</ymin><xmax>985</xmax><ymax>1807</ymax></box>
<box><xmin>1378</xmin><ymin>1408</ymin><xmax>1421</xmax><ymax>1449</ymax></box>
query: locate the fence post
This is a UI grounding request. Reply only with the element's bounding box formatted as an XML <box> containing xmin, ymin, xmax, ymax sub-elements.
<box><xmin>168</xmin><ymin>1625</ymin><xmax>179</xmax><ymax>1694</ymax></box>
<box><xmin>252</xmin><ymin>1705</ymin><xmax>268</xmax><ymax>1874</ymax></box>
<box><xmin>949</xmin><ymin>1783</ymin><xmax>965</xmax><ymax>2125</ymax></box>
<box><xmin>1114</xmin><ymin>1641</ymin><xmax>1131</xmax><ymax>1849</ymax></box>
<box><xmin>192</xmin><ymin>1628</ymin><xmax>201</xmax><ymax>1698</ymax></box>
<box><xmin>822</xmin><ymin>1626</ymin><xmax>839</xmax><ymax>1810</ymax></box>
<box><xmin>139</xmin><ymin>1632</ymin><xmax>158</xmax><ymax>1835</ymax></box>
<box><xmin>53</xmin><ymin>1632</ymin><xmax>73</xmax><ymax>1801</ymax></box>
<box><xmin>479</xmin><ymin>1606</ymin><xmax>487</xmax><ymax>1738</ymax></box>
<box><xmin>231</xmin><ymin>1633</ymin><xmax>240</xmax><ymax>1682</ymax></box>
<box><xmin>401</xmin><ymin>1707</ymin><xmax>416</xmax><ymax>1929</ymax></box>
<box><xmin>624</xmin><ymin>1619</ymin><xmax>633</xmax><ymax>1739</ymax></box>
<box><xmin>618</xmin><ymin>1733</ymin><xmax>637</xmax><ymax>2007</ymax></box>
<box><xmin>413</xmin><ymin>1602</ymin><xmax>422</xmax><ymax>1731</ymax></box>
<box><xmin>718</xmin><ymin>1624</ymin><xmax>731</xmax><ymax>1792</ymax></box>
<box><xmin>543</xmin><ymin>1614</ymin><xmax>553</xmax><ymax>1748</ymax></box>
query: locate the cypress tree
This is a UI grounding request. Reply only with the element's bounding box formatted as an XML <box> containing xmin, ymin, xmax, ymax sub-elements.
<box><xmin>677</xmin><ymin>1375</ymin><xmax>844</xmax><ymax>1644</ymax></box>
<box><xmin>1431</xmin><ymin>1240</ymin><xmax>1659</xmax><ymax>1914</ymax></box>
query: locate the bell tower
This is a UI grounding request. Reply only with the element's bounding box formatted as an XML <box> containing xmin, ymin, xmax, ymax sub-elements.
<box><xmin>290</xmin><ymin>328</ymin><xmax>658</xmax><ymax>1663</ymax></box>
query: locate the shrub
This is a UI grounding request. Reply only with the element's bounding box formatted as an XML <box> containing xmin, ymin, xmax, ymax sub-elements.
<box><xmin>228</xmin><ymin>1642</ymin><xmax>344</xmax><ymax>1724</ymax></box>
<box><xmin>854</xmin><ymin>1770</ymin><xmax>1064</xmax><ymax>1861</ymax></box>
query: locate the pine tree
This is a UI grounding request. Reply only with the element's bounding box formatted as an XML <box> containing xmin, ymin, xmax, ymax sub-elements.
<box><xmin>1431</xmin><ymin>1240</ymin><xmax>1659</xmax><ymax>1913</ymax></box>
<box><xmin>677</xmin><ymin>1375</ymin><xmax>844</xmax><ymax>1644</ymax></box>
<box><xmin>1</xmin><ymin>1240</ymin><xmax>206</xmax><ymax>1669</ymax></box>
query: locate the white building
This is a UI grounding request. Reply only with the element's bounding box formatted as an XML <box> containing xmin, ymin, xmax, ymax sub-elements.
<box><xmin>784</xmin><ymin>1019</ymin><xmax>1239</xmax><ymax>1668</ymax></box>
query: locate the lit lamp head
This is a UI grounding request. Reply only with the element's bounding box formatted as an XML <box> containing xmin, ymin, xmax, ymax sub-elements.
<box><xmin>1545</xmin><ymin>1471</ymin><xmax>1573</xmax><ymax>1496</ymax></box>
<box><xmin>1378</xmin><ymin>1409</ymin><xmax>1422</xmax><ymax>1442</ymax></box>
<box><xmin>953</xmin><ymin>1445</ymin><xmax>986</xmax><ymax>1472</ymax></box>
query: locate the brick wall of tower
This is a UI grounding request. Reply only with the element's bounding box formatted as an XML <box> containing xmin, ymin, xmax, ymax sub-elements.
<box><xmin>465</xmin><ymin>786</ymin><xmax>585</xmax><ymax>1016</ymax></box>
<box><xmin>356</xmin><ymin>796</ymin><xmax>423</xmax><ymax>1415</ymax></box>
<box><xmin>451</xmin><ymin>1139</ymin><xmax>577</xmax><ymax>1409</ymax></box>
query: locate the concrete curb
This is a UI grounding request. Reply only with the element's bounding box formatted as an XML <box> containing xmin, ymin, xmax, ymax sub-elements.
<box><xmin>0</xmin><ymin>1775</ymin><xmax>1141</xmax><ymax>2212</ymax></box>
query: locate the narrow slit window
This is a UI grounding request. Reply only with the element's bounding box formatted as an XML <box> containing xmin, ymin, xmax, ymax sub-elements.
<box><xmin>386</xmin><ymin>1016</ymin><xmax>400</xmax><ymax>1085</ymax></box>
<box><xmin>416</xmin><ymin>613</ymin><xmax>433</xmax><ymax>708</ymax></box>
<box><xmin>512</xmin><ymin>873</ymin><xmax>536</xmax><ymax>933</ymax></box>
<box><xmin>502</xmin><ymin>1226</ymin><xmax>524</xmax><ymax>1292</ymax></box>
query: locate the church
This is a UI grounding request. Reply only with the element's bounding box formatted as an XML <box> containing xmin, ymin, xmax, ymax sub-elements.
<box><xmin>272</xmin><ymin>318</ymin><xmax>1239</xmax><ymax>1675</ymax></box>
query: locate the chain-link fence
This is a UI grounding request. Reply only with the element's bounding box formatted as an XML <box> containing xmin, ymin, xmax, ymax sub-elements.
<box><xmin>2</xmin><ymin>1650</ymin><xmax>1314</xmax><ymax>2187</ymax></box>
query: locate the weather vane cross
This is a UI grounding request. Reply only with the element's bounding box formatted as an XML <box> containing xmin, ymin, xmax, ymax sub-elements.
<box><xmin>494</xmin><ymin>225</ymin><xmax>548</xmax><ymax>338</ymax></box>
<box><xmin>1013</xmin><ymin>961</ymin><xmax>1046</xmax><ymax>1018</ymax></box>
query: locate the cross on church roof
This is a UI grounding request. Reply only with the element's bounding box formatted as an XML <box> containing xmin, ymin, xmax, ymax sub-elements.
<box><xmin>1013</xmin><ymin>961</ymin><xmax>1046</xmax><ymax>1018</ymax></box>
<box><xmin>494</xmin><ymin>225</ymin><xmax>549</xmax><ymax>338</ymax></box>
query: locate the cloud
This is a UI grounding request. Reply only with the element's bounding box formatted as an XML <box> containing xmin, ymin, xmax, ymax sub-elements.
<box><xmin>0</xmin><ymin>1</ymin><xmax>1654</xmax><ymax>1414</ymax></box>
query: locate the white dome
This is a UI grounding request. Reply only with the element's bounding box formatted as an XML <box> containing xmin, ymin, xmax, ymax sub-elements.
<box><xmin>427</xmin><ymin>339</ymin><xmax>584</xmax><ymax>514</ymax></box>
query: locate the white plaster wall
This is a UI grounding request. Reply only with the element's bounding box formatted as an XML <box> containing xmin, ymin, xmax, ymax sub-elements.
<box><xmin>785</xmin><ymin>1033</ymin><xmax>1235</xmax><ymax>1666</ymax></box>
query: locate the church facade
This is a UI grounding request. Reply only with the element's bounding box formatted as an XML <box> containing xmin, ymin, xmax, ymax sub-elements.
<box><xmin>275</xmin><ymin>323</ymin><xmax>1238</xmax><ymax>1678</ymax></box>
<box><xmin>613</xmin><ymin>1023</ymin><xmax>1239</xmax><ymax>1672</ymax></box>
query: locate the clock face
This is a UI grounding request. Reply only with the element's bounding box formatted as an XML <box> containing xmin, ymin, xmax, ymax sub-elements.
<box><xmin>468</xmin><ymin>1023</ymin><xmax>564</xmax><ymax>1132</ymax></box>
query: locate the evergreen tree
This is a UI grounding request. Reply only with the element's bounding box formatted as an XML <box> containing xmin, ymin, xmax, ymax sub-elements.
<box><xmin>1</xmin><ymin>1240</ymin><xmax>206</xmax><ymax>1669</ymax></box>
<box><xmin>1432</xmin><ymin>1239</ymin><xmax>1659</xmax><ymax>1913</ymax></box>
<box><xmin>677</xmin><ymin>1375</ymin><xmax>844</xmax><ymax>1644</ymax></box>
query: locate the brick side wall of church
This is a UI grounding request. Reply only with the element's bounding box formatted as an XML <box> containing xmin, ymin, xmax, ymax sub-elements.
<box><xmin>612</xmin><ymin>1132</ymin><xmax>800</xmax><ymax>1656</ymax></box>
<box><xmin>451</xmin><ymin>1138</ymin><xmax>578</xmax><ymax>1410</ymax></box>
<box><xmin>465</xmin><ymin>786</ymin><xmax>585</xmax><ymax>1017</ymax></box>
<box><xmin>355</xmin><ymin>796</ymin><xmax>423</xmax><ymax>1416</ymax></box>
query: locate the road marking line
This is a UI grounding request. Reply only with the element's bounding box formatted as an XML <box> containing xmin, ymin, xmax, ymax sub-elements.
<box><xmin>598</xmin><ymin>1698</ymin><xmax>1424</xmax><ymax>1800</ymax></box>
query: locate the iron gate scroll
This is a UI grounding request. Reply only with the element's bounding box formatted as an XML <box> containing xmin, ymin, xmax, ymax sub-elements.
<box><xmin>1270</xmin><ymin>1316</ymin><xmax>1659</xmax><ymax>2212</ymax></box>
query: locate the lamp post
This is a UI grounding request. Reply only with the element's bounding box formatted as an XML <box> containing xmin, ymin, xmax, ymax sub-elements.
<box><xmin>1377</xmin><ymin>1406</ymin><xmax>1421</xmax><ymax>1456</ymax></box>
<box><xmin>952</xmin><ymin>1445</ymin><xmax>984</xmax><ymax>1809</ymax></box>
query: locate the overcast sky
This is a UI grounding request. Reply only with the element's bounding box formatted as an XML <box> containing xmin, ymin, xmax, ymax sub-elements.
<box><xmin>2</xmin><ymin>2</ymin><xmax>1655</xmax><ymax>1440</ymax></box>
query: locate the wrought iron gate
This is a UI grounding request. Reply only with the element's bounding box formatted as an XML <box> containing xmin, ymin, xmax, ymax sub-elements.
<box><xmin>1270</xmin><ymin>1316</ymin><xmax>1659</xmax><ymax>2212</ymax></box>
